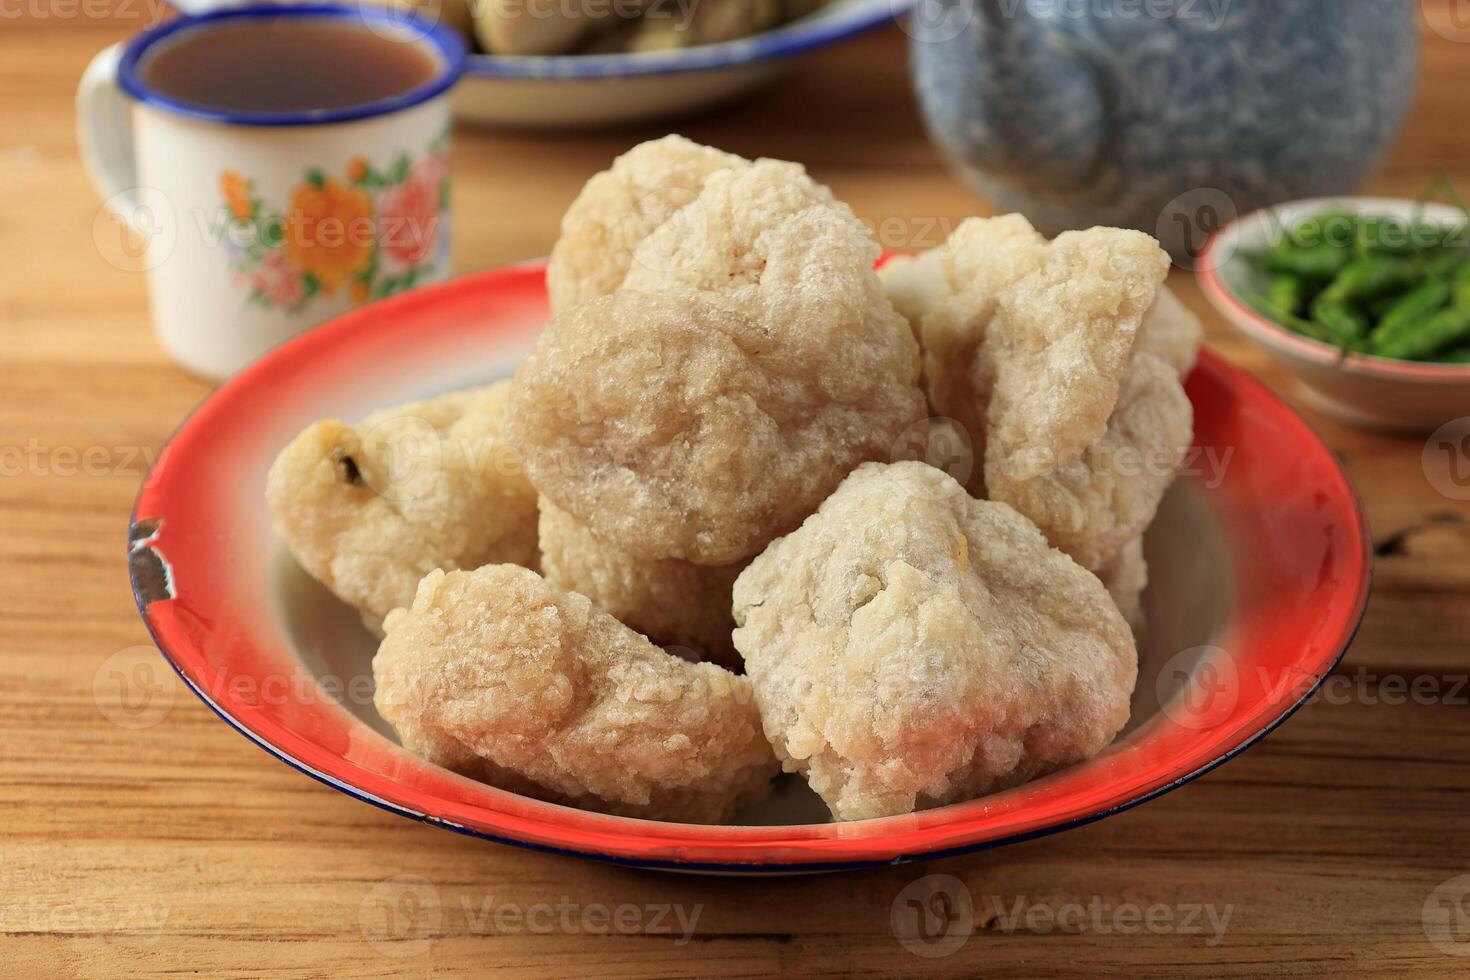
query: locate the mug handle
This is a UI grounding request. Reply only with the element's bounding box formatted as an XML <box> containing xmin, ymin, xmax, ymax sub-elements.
<box><xmin>76</xmin><ymin>43</ymin><xmax>141</xmax><ymax>229</ymax></box>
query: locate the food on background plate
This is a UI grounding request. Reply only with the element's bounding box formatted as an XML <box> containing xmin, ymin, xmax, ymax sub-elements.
<box><xmin>373</xmin><ymin>564</ymin><xmax>778</xmax><ymax>823</ymax></box>
<box><xmin>368</xmin><ymin>0</ymin><xmax>833</xmax><ymax>56</ymax></box>
<box><xmin>588</xmin><ymin>0</ymin><xmax>788</xmax><ymax>52</ymax></box>
<box><xmin>731</xmin><ymin>462</ymin><xmax>1138</xmax><ymax>822</ymax></box>
<box><xmin>538</xmin><ymin>497</ymin><xmax>745</xmax><ymax>669</ymax></box>
<box><xmin>509</xmin><ymin>159</ymin><xmax>926</xmax><ymax>566</ymax></box>
<box><xmin>268</xmin><ymin>135</ymin><xmax>1195</xmax><ymax>826</ymax></box>
<box><xmin>1245</xmin><ymin>210</ymin><xmax>1470</xmax><ymax>362</ymax></box>
<box><xmin>265</xmin><ymin>382</ymin><xmax>538</xmax><ymax>632</ymax></box>
<box><xmin>471</xmin><ymin>0</ymin><xmax>648</xmax><ymax>55</ymax></box>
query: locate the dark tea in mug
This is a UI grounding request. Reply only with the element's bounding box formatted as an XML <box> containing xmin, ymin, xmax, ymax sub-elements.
<box><xmin>138</xmin><ymin>18</ymin><xmax>442</xmax><ymax>114</ymax></box>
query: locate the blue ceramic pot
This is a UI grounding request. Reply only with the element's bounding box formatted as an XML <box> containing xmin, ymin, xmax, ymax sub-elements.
<box><xmin>910</xmin><ymin>0</ymin><xmax>1419</xmax><ymax>259</ymax></box>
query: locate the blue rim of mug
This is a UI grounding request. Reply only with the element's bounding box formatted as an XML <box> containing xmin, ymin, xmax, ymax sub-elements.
<box><xmin>118</xmin><ymin>4</ymin><xmax>467</xmax><ymax>127</ymax></box>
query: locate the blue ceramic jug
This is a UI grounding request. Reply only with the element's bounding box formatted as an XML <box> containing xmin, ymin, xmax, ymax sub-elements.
<box><xmin>910</xmin><ymin>0</ymin><xmax>1419</xmax><ymax>260</ymax></box>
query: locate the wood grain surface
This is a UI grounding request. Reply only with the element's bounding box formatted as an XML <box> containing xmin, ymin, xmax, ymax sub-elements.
<box><xmin>3</xmin><ymin>5</ymin><xmax>1469</xmax><ymax>977</ymax></box>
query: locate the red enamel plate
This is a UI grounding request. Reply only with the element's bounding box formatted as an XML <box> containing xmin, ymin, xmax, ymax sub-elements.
<box><xmin>130</xmin><ymin>261</ymin><xmax>1372</xmax><ymax>873</ymax></box>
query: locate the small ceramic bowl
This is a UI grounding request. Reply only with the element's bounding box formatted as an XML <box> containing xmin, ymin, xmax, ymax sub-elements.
<box><xmin>168</xmin><ymin>0</ymin><xmax>908</xmax><ymax>128</ymax></box>
<box><xmin>1199</xmin><ymin>197</ymin><xmax>1470</xmax><ymax>431</ymax></box>
<box><xmin>130</xmin><ymin>260</ymin><xmax>1370</xmax><ymax>873</ymax></box>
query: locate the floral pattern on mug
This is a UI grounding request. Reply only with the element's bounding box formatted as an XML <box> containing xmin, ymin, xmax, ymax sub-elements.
<box><xmin>219</xmin><ymin>135</ymin><xmax>449</xmax><ymax>312</ymax></box>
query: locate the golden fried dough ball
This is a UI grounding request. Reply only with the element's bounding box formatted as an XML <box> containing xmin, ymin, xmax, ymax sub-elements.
<box><xmin>986</xmin><ymin>353</ymin><xmax>1192</xmax><ymax>571</ymax></box>
<box><xmin>976</xmin><ymin>218</ymin><xmax>1171</xmax><ymax>482</ymax></box>
<box><xmin>885</xmin><ymin>215</ymin><xmax>1055</xmax><ymax>474</ymax></box>
<box><xmin>546</xmin><ymin>135</ymin><xmax>748</xmax><ymax>313</ymax></box>
<box><xmin>537</xmin><ymin>497</ymin><xmax>743</xmax><ymax>669</ymax></box>
<box><xmin>373</xmin><ymin>565</ymin><xmax>778</xmax><ymax>823</ymax></box>
<box><xmin>874</xmin><ymin>215</ymin><xmax>1186</xmax><ymax>571</ymax></box>
<box><xmin>878</xmin><ymin>217</ymin><xmax>1171</xmax><ymax>492</ymax></box>
<box><xmin>266</xmin><ymin>383</ymin><xmax>538</xmax><ymax>631</ymax></box>
<box><xmin>510</xmin><ymin>161</ymin><xmax>924</xmax><ymax>565</ymax></box>
<box><xmin>732</xmin><ymin>461</ymin><xmax>1137</xmax><ymax>821</ymax></box>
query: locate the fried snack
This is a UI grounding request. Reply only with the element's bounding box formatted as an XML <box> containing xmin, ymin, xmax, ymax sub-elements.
<box><xmin>546</xmin><ymin>136</ymin><xmax>748</xmax><ymax>314</ymax></box>
<box><xmin>882</xmin><ymin>218</ymin><xmax>1170</xmax><ymax>494</ymax></box>
<box><xmin>510</xmin><ymin>161</ymin><xmax>925</xmax><ymax>565</ymax></box>
<box><xmin>473</xmin><ymin>0</ymin><xmax>649</xmax><ymax>55</ymax></box>
<box><xmin>1097</xmin><ymin>536</ymin><xmax>1148</xmax><ymax>641</ymax></box>
<box><xmin>731</xmin><ymin>461</ymin><xmax>1137</xmax><ymax>822</ymax></box>
<box><xmin>978</xmin><ymin>218</ymin><xmax>1171</xmax><ymax>483</ymax></box>
<box><xmin>895</xmin><ymin>216</ymin><xmax>1052</xmax><ymax>479</ymax></box>
<box><xmin>1136</xmin><ymin>285</ymin><xmax>1204</xmax><ymax>378</ymax></box>
<box><xmin>537</xmin><ymin>497</ymin><xmax>743</xmax><ymax>668</ymax></box>
<box><xmin>986</xmin><ymin>353</ymin><xmax>1193</xmax><ymax>571</ymax></box>
<box><xmin>374</xmin><ymin>565</ymin><xmax>778</xmax><ymax>823</ymax></box>
<box><xmin>882</xmin><ymin>215</ymin><xmax>1185</xmax><ymax>571</ymax></box>
<box><xmin>265</xmin><ymin>382</ymin><xmax>538</xmax><ymax>632</ymax></box>
<box><xmin>614</xmin><ymin>0</ymin><xmax>787</xmax><ymax>51</ymax></box>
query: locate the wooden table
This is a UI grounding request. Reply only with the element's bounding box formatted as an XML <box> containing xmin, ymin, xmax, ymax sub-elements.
<box><xmin>3</xmin><ymin>6</ymin><xmax>1468</xmax><ymax>977</ymax></box>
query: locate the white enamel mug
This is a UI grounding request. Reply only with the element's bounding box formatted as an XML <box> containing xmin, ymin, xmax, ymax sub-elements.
<box><xmin>77</xmin><ymin>4</ymin><xmax>467</xmax><ymax>380</ymax></box>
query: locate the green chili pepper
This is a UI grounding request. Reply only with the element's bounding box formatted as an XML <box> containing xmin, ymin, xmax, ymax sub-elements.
<box><xmin>1266</xmin><ymin>273</ymin><xmax>1307</xmax><ymax>316</ymax></box>
<box><xmin>1353</xmin><ymin>216</ymin><xmax>1421</xmax><ymax>256</ymax></box>
<box><xmin>1372</xmin><ymin>307</ymin><xmax>1470</xmax><ymax>361</ymax></box>
<box><xmin>1268</xmin><ymin>306</ymin><xmax>1336</xmax><ymax>344</ymax></box>
<box><xmin>1366</xmin><ymin>293</ymin><xmax>1402</xmax><ymax>319</ymax></box>
<box><xmin>1423</xmin><ymin>248</ymin><xmax>1468</xmax><ymax>280</ymax></box>
<box><xmin>1310</xmin><ymin>295</ymin><xmax>1370</xmax><ymax>349</ymax></box>
<box><xmin>1285</xmin><ymin>211</ymin><xmax>1359</xmax><ymax>249</ymax></box>
<box><xmin>1319</xmin><ymin>255</ymin><xmax>1422</xmax><ymax>304</ymax></box>
<box><xmin>1436</xmin><ymin>224</ymin><xmax>1470</xmax><ymax>251</ymax></box>
<box><xmin>1263</xmin><ymin>242</ymin><xmax>1352</xmax><ymax>280</ymax></box>
<box><xmin>1266</xmin><ymin>212</ymin><xmax>1470</xmax><ymax>359</ymax></box>
<box><xmin>1369</xmin><ymin>280</ymin><xmax>1453</xmax><ymax>352</ymax></box>
<box><xmin>1244</xmin><ymin>291</ymin><xmax>1331</xmax><ymax>345</ymax></box>
<box><xmin>1453</xmin><ymin>262</ymin><xmax>1470</xmax><ymax>316</ymax></box>
<box><xmin>1411</xmin><ymin>221</ymin><xmax>1465</xmax><ymax>251</ymax></box>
